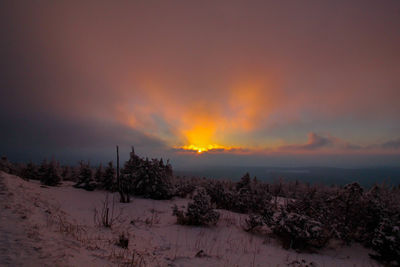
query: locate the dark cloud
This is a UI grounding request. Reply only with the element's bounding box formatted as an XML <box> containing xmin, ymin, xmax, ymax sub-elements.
<box><xmin>380</xmin><ymin>138</ymin><xmax>400</xmax><ymax>150</ymax></box>
<box><xmin>0</xmin><ymin>111</ymin><xmax>167</xmax><ymax>163</ymax></box>
<box><xmin>302</xmin><ymin>133</ymin><xmax>333</xmax><ymax>150</ymax></box>
<box><xmin>279</xmin><ymin>132</ymin><xmax>364</xmax><ymax>151</ymax></box>
<box><xmin>280</xmin><ymin>132</ymin><xmax>334</xmax><ymax>151</ymax></box>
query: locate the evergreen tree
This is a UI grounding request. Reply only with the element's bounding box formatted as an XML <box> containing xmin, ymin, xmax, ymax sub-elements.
<box><xmin>74</xmin><ymin>161</ymin><xmax>96</xmax><ymax>191</ymax></box>
<box><xmin>370</xmin><ymin>215</ymin><xmax>400</xmax><ymax>265</ymax></box>
<box><xmin>236</xmin><ymin>172</ymin><xmax>251</xmax><ymax>191</ymax></box>
<box><xmin>21</xmin><ymin>161</ymin><xmax>38</xmax><ymax>180</ymax></box>
<box><xmin>0</xmin><ymin>156</ymin><xmax>16</xmax><ymax>174</ymax></box>
<box><xmin>38</xmin><ymin>159</ymin><xmax>49</xmax><ymax>182</ymax></box>
<box><xmin>94</xmin><ymin>164</ymin><xmax>103</xmax><ymax>184</ymax></box>
<box><xmin>60</xmin><ymin>165</ymin><xmax>72</xmax><ymax>181</ymax></box>
<box><xmin>173</xmin><ymin>188</ymin><xmax>220</xmax><ymax>226</ymax></box>
<box><xmin>102</xmin><ymin>161</ymin><xmax>116</xmax><ymax>191</ymax></box>
<box><xmin>272</xmin><ymin>209</ymin><xmax>329</xmax><ymax>250</ymax></box>
<box><xmin>120</xmin><ymin>147</ymin><xmax>173</xmax><ymax>200</ymax></box>
<box><xmin>40</xmin><ymin>160</ymin><xmax>61</xmax><ymax>186</ymax></box>
<box><xmin>119</xmin><ymin>147</ymin><xmax>142</xmax><ymax>202</ymax></box>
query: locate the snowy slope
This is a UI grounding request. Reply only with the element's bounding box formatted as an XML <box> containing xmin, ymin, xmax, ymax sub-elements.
<box><xmin>0</xmin><ymin>172</ymin><xmax>381</xmax><ymax>267</ymax></box>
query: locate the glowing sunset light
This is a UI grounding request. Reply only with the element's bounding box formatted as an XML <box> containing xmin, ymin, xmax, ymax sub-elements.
<box><xmin>179</xmin><ymin>144</ymin><xmax>234</xmax><ymax>154</ymax></box>
<box><xmin>176</xmin><ymin>123</ymin><xmax>235</xmax><ymax>153</ymax></box>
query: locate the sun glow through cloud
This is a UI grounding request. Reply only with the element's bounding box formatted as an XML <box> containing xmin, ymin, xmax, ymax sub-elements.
<box><xmin>176</xmin><ymin>124</ymin><xmax>236</xmax><ymax>153</ymax></box>
<box><xmin>179</xmin><ymin>144</ymin><xmax>233</xmax><ymax>154</ymax></box>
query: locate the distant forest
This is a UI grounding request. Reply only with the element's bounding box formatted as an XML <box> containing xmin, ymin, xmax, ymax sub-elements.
<box><xmin>176</xmin><ymin>166</ymin><xmax>400</xmax><ymax>187</ymax></box>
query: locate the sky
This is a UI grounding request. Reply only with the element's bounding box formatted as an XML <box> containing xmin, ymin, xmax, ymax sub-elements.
<box><xmin>1</xmin><ymin>0</ymin><xmax>400</xmax><ymax>168</ymax></box>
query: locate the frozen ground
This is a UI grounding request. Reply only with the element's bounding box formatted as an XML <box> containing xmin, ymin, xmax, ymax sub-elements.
<box><xmin>0</xmin><ymin>172</ymin><xmax>381</xmax><ymax>266</ymax></box>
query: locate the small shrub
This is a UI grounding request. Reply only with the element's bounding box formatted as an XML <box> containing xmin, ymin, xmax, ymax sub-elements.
<box><xmin>172</xmin><ymin>204</ymin><xmax>186</xmax><ymax>225</ymax></box>
<box><xmin>172</xmin><ymin>188</ymin><xmax>220</xmax><ymax>226</ymax></box>
<box><xmin>93</xmin><ymin>194</ymin><xmax>122</xmax><ymax>228</ymax></box>
<box><xmin>244</xmin><ymin>214</ymin><xmax>265</xmax><ymax>232</ymax></box>
<box><xmin>174</xmin><ymin>177</ymin><xmax>197</xmax><ymax>198</ymax></box>
<box><xmin>117</xmin><ymin>233</ymin><xmax>129</xmax><ymax>249</ymax></box>
<box><xmin>273</xmin><ymin>210</ymin><xmax>329</xmax><ymax>250</ymax></box>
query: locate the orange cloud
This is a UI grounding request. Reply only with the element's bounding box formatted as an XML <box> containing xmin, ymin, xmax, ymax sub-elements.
<box><xmin>112</xmin><ymin>73</ymin><xmax>283</xmax><ymax>152</ymax></box>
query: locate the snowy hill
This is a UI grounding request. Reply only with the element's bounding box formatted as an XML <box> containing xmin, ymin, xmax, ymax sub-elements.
<box><xmin>0</xmin><ymin>171</ymin><xmax>381</xmax><ymax>267</ymax></box>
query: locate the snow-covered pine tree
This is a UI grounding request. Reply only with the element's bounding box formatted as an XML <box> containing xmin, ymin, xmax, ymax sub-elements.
<box><xmin>360</xmin><ymin>185</ymin><xmax>387</xmax><ymax>244</ymax></box>
<box><xmin>332</xmin><ymin>182</ymin><xmax>365</xmax><ymax>242</ymax></box>
<box><xmin>74</xmin><ymin>161</ymin><xmax>96</xmax><ymax>191</ymax></box>
<box><xmin>205</xmin><ymin>180</ymin><xmax>227</xmax><ymax>208</ymax></box>
<box><xmin>60</xmin><ymin>165</ymin><xmax>73</xmax><ymax>181</ymax></box>
<box><xmin>145</xmin><ymin>158</ymin><xmax>173</xmax><ymax>199</ymax></box>
<box><xmin>121</xmin><ymin>148</ymin><xmax>173</xmax><ymax>200</ymax></box>
<box><xmin>173</xmin><ymin>188</ymin><xmax>220</xmax><ymax>226</ymax></box>
<box><xmin>38</xmin><ymin>159</ymin><xmax>49</xmax><ymax>182</ymax></box>
<box><xmin>236</xmin><ymin>172</ymin><xmax>251</xmax><ymax>191</ymax></box>
<box><xmin>173</xmin><ymin>176</ymin><xmax>197</xmax><ymax>198</ymax></box>
<box><xmin>94</xmin><ymin>164</ymin><xmax>103</xmax><ymax>185</ymax></box>
<box><xmin>370</xmin><ymin>215</ymin><xmax>400</xmax><ymax>265</ymax></box>
<box><xmin>40</xmin><ymin>160</ymin><xmax>61</xmax><ymax>186</ymax></box>
<box><xmin>272</xmin><ymin>208</ymin><xmax>329</xmax><ymax>250</ymax></box>
<box><xmin>21</xmin><ymin>161</ymin><xmax>38</xmax><ymax>180</ymax></box>
<box><xmin>102</xmin><ymin>161</ymin><xmax>116</xmax><ymax>191</ymax></box>
<box><xmin>0</xmin><ymin>156</ymin><xmax>16</xmax><ymax>174</ymax></box>
<box><xmin>119</xmin><ymin>147</ymin><xmax>142</xmax><ymax>202</ymax></box>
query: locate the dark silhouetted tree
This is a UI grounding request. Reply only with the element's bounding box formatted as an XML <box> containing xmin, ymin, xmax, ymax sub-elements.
<box><xmin>74</xmin><ymin>161</ymin><xmax>96</xmax><ymax>191</ymax></box>
<box><xmin>21</xmin><ymin>161</ymin><xmax>38</xmax><ymax>180</ymax></box>
<box><xmin>102</xmin><ymin>161</ymin><xmax>116</xmax><ymax>191</ymax></box>
<box><xmin>40</xmin><ymin>160</ymin><xmax>61</xmax><ymax>186</ymax></box>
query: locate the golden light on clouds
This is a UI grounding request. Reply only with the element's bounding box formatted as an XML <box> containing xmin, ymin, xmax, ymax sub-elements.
<box><xmin>179</xmin><ymin>144</ymin><xmax>234</xmax><ymax>154</ymax></box>
<box><xmin>176</xmin><ymin>123</ymin><xmax>239</xmax><ymax>153</ymax></box>
<box><xmin>113</xmin><ymin>76</ymin><xmax>282</xmax><ymax>153</ymax></box>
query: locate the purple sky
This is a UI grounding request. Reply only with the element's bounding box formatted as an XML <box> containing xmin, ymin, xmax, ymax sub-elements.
<box><xmin>1</xmin><ymin>0</ymin><xmax>399</xmax><ymax>168</ymax></box>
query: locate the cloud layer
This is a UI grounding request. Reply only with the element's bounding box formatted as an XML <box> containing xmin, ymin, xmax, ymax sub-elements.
<box><xmin>0</xmin><ymin>1</ymin><xmax>399</xmax><ymax>166</ymax></box>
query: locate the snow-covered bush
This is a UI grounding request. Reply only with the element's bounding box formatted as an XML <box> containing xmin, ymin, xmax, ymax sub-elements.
<box><xmin>117</xmin><ymin>233</ymin><xmax>129</xmax><ymax>249</ymax></box>
<box><xmin>204</xmin><ymin>179</ymin><xmax>236</xmax><ymax>210</ymax></box>
<box><xmin>174</xmin><ymin>176</ymin><xmax>197</xmax><ymax>198</ymax></box>
<box><xmin>243</xmin><ymin>214</ymin><xmax>265</xmax><ymax>232</ymax></box>
<box><xmin>173</xmin><ymin>188</ymin><xmax>220</xmax><ymax>226</ymax></box>
<box><xmin>273</xmin><ymin>209</ymin><xmax>329</xmax><ymax>250</ymax></box>
<box><xmin>324</xmin><ymin>183</ymin><xmax>365</xmax><ymax>242</ymax></box>
<box><xmin>231</xmin><ymin>174</ymin><xmax>273</xmax><ymax>214</ymax></box>
<box><xmin>370</xmin><ymin>216</ymin><xmax>400</xmax><ymax>265</ymax></box>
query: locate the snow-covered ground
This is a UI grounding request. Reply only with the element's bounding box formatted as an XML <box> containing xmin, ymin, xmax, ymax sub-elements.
<box><xmin>0</xmin><ymin>172</ymin><xmax>381</xmax><ymax>266</ymax></box>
